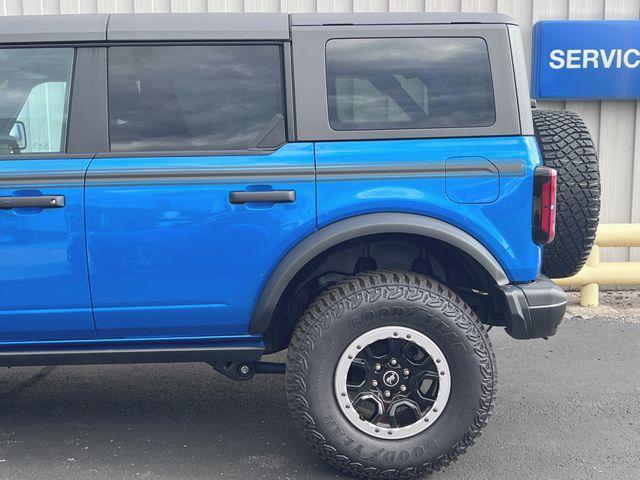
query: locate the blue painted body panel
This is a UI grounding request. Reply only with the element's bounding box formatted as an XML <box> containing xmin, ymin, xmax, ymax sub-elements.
<box><xmin>84</xmin><ymin>143</ymin><xmax>316</xmax><ymax>338</ymax></box>
<box><xmin>445</xmin><ymin>157</ymin><xmax>500</xmax><ymax>204</ymax></box>
<box><xmin>315</xmin><ymin>136</ymin><xmax>542</xmax><ymax>282</ymax></box>
<box><xmin>1</xmin><ymin>137</ymin><xmax>541</xmax><ymax>348</ymax></box>
<box><xmin>0</xmin><ymin>158</ymin><xmax>95</xmax><ymax>341</ymax></box>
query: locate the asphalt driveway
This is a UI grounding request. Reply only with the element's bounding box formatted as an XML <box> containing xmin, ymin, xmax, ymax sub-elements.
<box><xmin>0</xmin><ymin>302</ymin><xmax>638</xmax><ymax>480</ymax></box>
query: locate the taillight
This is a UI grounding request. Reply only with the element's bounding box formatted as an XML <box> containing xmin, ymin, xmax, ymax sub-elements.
<box><xmin>532</xmin><ymin>166</ymin><xmax>557</xmax><ymax>245</ymax></box>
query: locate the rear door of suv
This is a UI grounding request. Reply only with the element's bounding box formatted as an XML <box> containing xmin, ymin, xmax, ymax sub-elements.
<box><xmin>85</xmin><ymin>38</ymin><xmax>315</xmax><ymax>339</ymax></box>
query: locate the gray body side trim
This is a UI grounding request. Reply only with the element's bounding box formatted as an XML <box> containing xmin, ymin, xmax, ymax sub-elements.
<box><xmin>85</xmin><ymin>165</ymin><xmax>315</xmax><ymax>186</ymax></box>
<box><xmin>107</xmin><ymin>13</ymin><xmax>290</xmax><ymax>41</ymax></box>
<box><xmin>0</xmin><ymin>14</ymin><xmax>108</xmax><ymax>43</ymax></box>
<box><xmin>249</xmin><ymin>212</ymin><xmax>510</xmax><ymax>334</ymax></box>
<box><xmin>3</xmin><ymin>160</ymin><xmax>518</xmax><ymax>187</ymax></box>
<box><xmin>0</xmin><ymin>171</ymin><xmax>85</xmax><ymax>187</ymax></box>
<box><xmin>318</xmin><ymin>160</ymin><xmax>524</xmax><ymax>179</ymax></box>
<box><xmin>291</xmin><ymin>24</ymin><xmax>521</xmax><ymax>142</ymax></box>
<box><xmin>508</xmin><ymin>25</ymin><xmax>534</xmax><ymax>136</ymax></box>
<box><xmin>83</xmin><ymin>160</ymin><xmax>522</xmax><ymax>186</ymax></box>
<box><xmin>291</xmin><ymin>12</ymin><xmax>517</xmax><ymax>26</ymax></box>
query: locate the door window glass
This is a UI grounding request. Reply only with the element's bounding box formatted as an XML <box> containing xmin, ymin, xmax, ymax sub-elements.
<box><xmin>326</xmin><ymin>37</ymin><xmax>495</xmax><ymax>131</ymax></box>
<box><xmin>0</xmin><ymin>48</ymin><xmax>74</xmax><ymax>154</ymax></box>
<box><xmin>108</xmin><ymin>45</ymin><xmax>286</xmax><ymax>152</ymax></box>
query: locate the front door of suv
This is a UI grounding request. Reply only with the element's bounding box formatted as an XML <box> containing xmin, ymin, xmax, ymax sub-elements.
<box><xmin>0</xmin><ymin>47</ymin><xmax>95</xmax><ymax>342</ymax></box>
<box><xmin>85</xmin><ymin>44</ymin><xmax>315</xmax><ymax>339</ymax></box>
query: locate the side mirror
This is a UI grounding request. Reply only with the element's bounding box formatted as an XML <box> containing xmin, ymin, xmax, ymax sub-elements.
<box><xmin>9</xmin><ymin>120</ymin><xmax>27</xmax><ymax>150</ymax></box>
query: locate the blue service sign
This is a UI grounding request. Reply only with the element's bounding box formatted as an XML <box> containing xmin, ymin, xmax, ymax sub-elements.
<box><xmin>532</xmin><ymin>20</ymin><xmax>640</xmax><ymax>100</ymax></box>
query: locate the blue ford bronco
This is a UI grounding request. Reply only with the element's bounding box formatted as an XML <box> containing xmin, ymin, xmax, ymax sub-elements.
<box><xmin>0</xmin><ymin>12</ymin><xmax>600</xmax><ymax>478</ymax></box>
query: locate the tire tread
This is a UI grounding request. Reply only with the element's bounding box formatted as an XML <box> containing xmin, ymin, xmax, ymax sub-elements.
<box><xmin>286</xmin><ymin>270</ymin><xmax>497</xmax><ymax>479</ymax></box>
<box><xmin>533</xmin><ymin>109</ymin><xmax>601</xmax><ymax>278</ymax></box>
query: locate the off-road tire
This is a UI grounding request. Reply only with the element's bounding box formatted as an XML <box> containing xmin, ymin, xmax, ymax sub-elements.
<box><xmin>533</xmin><ymin>109</ymin><xmax>601</xmax><ymax>278</ymax></box>
<box><xmin>286</xmin><ymin>271</ymin><xmax>497</xmax><ymax>479</ymax></box>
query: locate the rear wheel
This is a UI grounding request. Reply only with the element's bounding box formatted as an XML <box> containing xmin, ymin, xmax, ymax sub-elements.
<box><xmin>286</xmin><ymin>271</ymin><xmax>496</xmax><ymax>479</ymax></box>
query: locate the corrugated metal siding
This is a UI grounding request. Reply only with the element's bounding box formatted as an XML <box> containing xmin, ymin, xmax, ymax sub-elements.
<box><xmin>2</xmin><ymin>0</ymin><xmax>639</xmax><ymax>259</ymax></box>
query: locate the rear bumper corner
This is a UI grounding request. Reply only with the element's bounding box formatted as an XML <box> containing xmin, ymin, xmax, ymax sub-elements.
<box><xmin>497</xmin><ymin>275</ymin><xmax>566</xmax><ymax>340</ymax></box>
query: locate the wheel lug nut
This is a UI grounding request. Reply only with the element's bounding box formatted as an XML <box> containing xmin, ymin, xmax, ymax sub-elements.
<box><xmin>374</xmin><ymin>363</ymin><xmax>382</xmax><ymax>371</ymax></box>
<box><xmin>390</xmin><ymin>358</ymin><xmax>398</xmax><ymax>366</ymax></box>
<box><xmin>384</xmin><ymin>390</ymin><xmax>391</xmax><ymax>398</ymax></box>
<box><xmin>400</xmin><ymin>385</ymin><xmax>407</xmax><ymax>392</ymax></box>
<box><xmin>371</xmin><ymin>380</ymin><xmax>378</xmax><ymax>387</ymax></box>
<box><xmin>403</xmin><ymin>368</ymin><xmax>410</xmax><ymax>376</ymax></box>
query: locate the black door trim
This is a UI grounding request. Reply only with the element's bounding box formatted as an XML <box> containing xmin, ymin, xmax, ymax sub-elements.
<box><xmin>229</xmin><ymin>190</ymin><xmax>296</xmax><ymax>204</ymax></box>
<box><xmin>0</xmin><ymin>195</ymin><xmax>65</xmax><ymax>209</ymax></box>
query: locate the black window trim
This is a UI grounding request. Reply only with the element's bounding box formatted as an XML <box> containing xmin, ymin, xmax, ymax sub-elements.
<box><xmin>67</xmin><ymin>46</ymin><xmax>109</xmax><ymax>154</ymax></box>
<box><xmin>0</xmin><ymin>40</ymin><xmax>294</xmax><ymax>161</ymax></box>
<box><xmin>291</xmin><ymin>24</ymin><xmax>521</xmax><ymax>142</ymax></box>
<box><xmin>60</xmin><ymin>47</ymin><xmax>77</xmax><ymax>153</ymax></box>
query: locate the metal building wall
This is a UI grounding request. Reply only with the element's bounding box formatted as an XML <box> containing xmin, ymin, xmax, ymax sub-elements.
<box><xmin>2</xmin><ymin>0</ymin><xmax>639</xmax><ymax>260</ymax></box>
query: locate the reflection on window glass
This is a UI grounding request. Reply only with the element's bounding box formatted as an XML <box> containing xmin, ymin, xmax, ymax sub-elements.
<box><xmin>108</xmin><ymin>45</ymin><xmax>286</xmax><ymax>152</ymax></box>
<box><xmin>326</xmin><ymin>38</ymin><xmax>496</xmax><ymax>131</ymax></box>
<box><xmin>0</xmin><ymin>48</ymin><xmax>74</xmax><ymax>154</ymax></box>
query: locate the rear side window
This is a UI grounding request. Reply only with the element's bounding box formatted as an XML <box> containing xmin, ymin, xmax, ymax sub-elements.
<box><xmin>326</xmin><ymin>37</ymin><xmax>495</xmax><ymax>131</ymax></box>
<box><xmin>0</xmin><ymin>48</ymin><xmax>74</xmax><ymax>154</ymax></box>
<box><xmin>108</xmin><ymin>45</ymin><xmax>286</xmax><ymax>152</ymax></box>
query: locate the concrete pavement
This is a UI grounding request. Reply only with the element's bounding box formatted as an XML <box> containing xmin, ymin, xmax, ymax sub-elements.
<box><xmin>0</xmin><ymin>304</ymin><xmax>638</xmax><ymax>480</ymax></box>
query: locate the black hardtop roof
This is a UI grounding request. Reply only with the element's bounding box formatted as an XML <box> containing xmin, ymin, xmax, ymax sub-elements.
<box><xmin>290</xmin><ymin>12</ymin><xmax>517</xmax><ymax>26</ymax></box>
<box><xmin>0</xmin><ymin>12</ymin><xmax>517</xmax><ymax>44</ymax></box>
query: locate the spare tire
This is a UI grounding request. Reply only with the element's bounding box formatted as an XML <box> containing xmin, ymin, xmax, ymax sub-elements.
<box><xmin>532</xmin><ymin>109</ymin><xmax>600</xmax><ymax>278</ymax></box>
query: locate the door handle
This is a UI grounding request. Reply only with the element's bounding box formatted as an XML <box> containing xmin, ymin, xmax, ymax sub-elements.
<box><xmin>229</xmin><ymin>190</ymin><xmax>295</xmax><ymax>204</ymax></box>
<box><xmin>0</xmin><ymin>195</ymin><xmax>65</xmax><ymax>209</ymax></box>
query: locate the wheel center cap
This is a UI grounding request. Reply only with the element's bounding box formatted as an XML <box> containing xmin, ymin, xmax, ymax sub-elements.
<box><xmin>383</xmin><ymin>370</ymin><xmax>399</xmax><ymax>387</ymax></box>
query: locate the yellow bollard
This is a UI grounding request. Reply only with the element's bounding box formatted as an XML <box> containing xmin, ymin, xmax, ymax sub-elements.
<box><xmin>595</xmin><ymin>224</ymin><xmax>640</xmax><ymax>247</ymax></box>
<box><xmin>580</xmin><ymin>245</ymin><xmax>599</xmax><ymax>307</ymax></box>
<box><xmin>552</xmin><ymin>224</ymin><xmax>640</xmax><ymax>307</ymax></box>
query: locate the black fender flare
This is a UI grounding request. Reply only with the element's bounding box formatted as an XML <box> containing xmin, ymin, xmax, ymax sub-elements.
<box><xmin>249</xmin><ymin>212</ymin><xmax>510</xmax><ymax>334</ymax></box>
